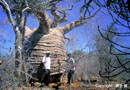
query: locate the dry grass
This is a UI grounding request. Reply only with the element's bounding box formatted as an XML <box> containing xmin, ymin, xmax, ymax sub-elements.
<box><xmin>5</xmin><ymin>78</ymin><xmax>129</xmax><ymax>90</ymax></box>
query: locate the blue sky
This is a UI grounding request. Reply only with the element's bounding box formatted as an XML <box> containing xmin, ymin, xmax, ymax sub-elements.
<box><xmin>0</xmin><ymin>0</ymin><xmax>130</xmax><ymax>57</ymax></box>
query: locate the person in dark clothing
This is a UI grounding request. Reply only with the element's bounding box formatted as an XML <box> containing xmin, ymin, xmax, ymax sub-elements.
<box><xmin>42</xmin><ymin>69</ymin><xmax>50</xmax><ymax>86</ymax></box>
<box><xmin>66</xmin><ymin>53</ymin><xmax>75</xmax><ymax>85</ymax></box>
<box><xmin>38</xmin><ymin>51</ymin><xmax>51</xmax><ymax>86</ymax></box>
<box><xmin>37</xmin><ymin>62</ymin><xmax>45</xmax><ymax>83</ymax></box>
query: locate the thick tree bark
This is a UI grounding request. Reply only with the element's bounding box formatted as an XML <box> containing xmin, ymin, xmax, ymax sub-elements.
<box><xmin>15</xmin><ymin>27</ymin><xmax>23</xmax><ymax>76</ymax></box>
<box><xmin>0</xmin><ymin>0</ymin><xmax>25</xmax><ymax>77</ymax></box>
<box><xmin>25</xmin><ymin>27</ymin><xmax>66</xmax><ymax>74</ymax></box>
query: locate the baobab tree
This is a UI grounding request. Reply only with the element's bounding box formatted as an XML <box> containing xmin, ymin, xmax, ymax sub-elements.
<box><xmin>0</xmin><ymin>0</ymin><xmax>100</xmax><ymax>81</ymax></box>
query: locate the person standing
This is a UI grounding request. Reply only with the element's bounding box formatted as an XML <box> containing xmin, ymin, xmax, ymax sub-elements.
<box><xmin>0</xmin><ymin>61</ymin><xmax>2</xmax><ymax>65</ymax></box>
<box><xmin>40</xmin><ymin>51</ymin><xmax>51</xmax><ymax>86</ymax></box>
<box><xmin>66</xmin><ymin>53</ymin><xmax>75</xmax><ymax>85</ymax></box>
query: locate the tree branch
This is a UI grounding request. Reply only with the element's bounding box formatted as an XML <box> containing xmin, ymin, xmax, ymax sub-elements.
<box><xmin>22</xmin><ymin>0</ymin><xmax>31</xmax><ymax>13</ymax></box>
<box><xmin>64</xmin><ymin>36</ymin><xmax>71</xmax><ymax>41</ymax></box>
<box><xmin>35</xmin><ymin>11</ymin><xmax>50</xmax><ymax>34</ymax></box>
<box><xmin>49</xmin><ymin>0</ymin><xmax>62</xmax><ymax>6</ymax></box>
<box><xmin>50</xmin><ymin>2</ymin><xmax>75</xmax><ymax>28</ymax></box>
<box><xmin>59</xmin><ymin>10</ymin><xmax>68</xmax><ymax>23</ymax></box>
<box><xmin>110</xmin><ymin>44</ymin><xmax>130</xmax><ymax>55</ymax></box>
<box><xmin>62</xmin><ymin>8</ymin><xmax>100</xmax><ymax>34</ymax></box>
<box><xmin>45</xmin><ymin>12</ymin><xmax>52</xmax><ymax>26</ymax></box>
<box><xmin>61</xmin><ymin>19</ymin><xmax>85</xmax><ymax>34</ymax></box>
<box><xmin>98</xmin><ymin>26</ymin><xmax>130</xmax><ymax>50</ymax></box>
<box><xmin>58</xmin><ymin>3</ymin><xmax>74</xmax><ymax>24</ymax></box>
<box><xmin>0</xmin><ymin>0</ymin><xmax>15</xmax><ymax>28</ymax></box>
<box><xmin>50</xmin><ymin>4</ymin><xmax>60</xmax><ymax>28</ymax></box>
<box><xmin>115</xmin><ymin>55</ymin><xmax>130</xmax><ymax>72</ymax></box>
<box><xmin>99</xmin><ymin>69</ymin><xmax>127</xmax><ymax>78</ymax></box>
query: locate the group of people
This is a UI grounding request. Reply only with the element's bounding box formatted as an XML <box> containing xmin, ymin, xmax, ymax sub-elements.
<box><xmin>38</xmin><ymin>51</ymin><xmax>75</xmax><ymax>87</ymax></box>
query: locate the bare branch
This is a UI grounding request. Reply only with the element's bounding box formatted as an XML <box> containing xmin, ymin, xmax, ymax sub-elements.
<box><xmin>22</xmin><ymin>1</ymin><xmax>31</xmax><ymax>13</ymax></box>
<box><xmin>45</xmin><ymin>12</ymin><xmax>52</xmax><ymax>26</ymax></box>
<box><xmin>110</xmin><ymin>44</ymin><xmax>130</xmax><ymax>55</ymax></box>
<box><xmin>64</xmin><ymin>36</ymin><xmax>71</xmax><ymax>41</ymax></box>
<box><xmin>58</xmin><ymin>2</ymin><xmax>75</xmax><ymax>24</ymax></box>
<box><xmin>82</xmin><ymin>8</ymin><xmax>101</xmax><ymax>19</ymax></box>
<box><xmin>108</xmin><ymin>58</ymin><xmax>130</xmax><ymax>69</ymax></box>
<box><xmin>98</xmin><ymin>26</ymin><xmax>130</xmax><ymax>50</ymax></box>
<box><xmin>61</xmin><ymin>19</ymin><xmax>85</xmax><ymax>34</ymax></box>
<box><xmin>115</xmin><ymin>55</ymin><xmax>130</xmax><ymax>72</ymax></box>
<box><xmin>99</xmin><ymin>69</ymin><xmax>127</xmax><ymax>78</ymax></box>
<box><xmin>104</xmin><ymin>29</ymin><xmax>130</xmax><ymax>37</ymax></box>
<box><xmin>100</xmin><ymin>55</ymin><xmax>130</xmax><ymax>79</ymax></box>
<box><xmin>49</xmin><ymin>0</ymin><xmax>62</xmax><ymax>6</ymax></box>
<box><xmin>0</xmin><ymin>0</ymin><xmax>15</xmax><ymax>27</ymax></box>
<box><xmin>62</xmin><ymin>8</ymin><xmax>100</xmax><ymax>34</ymax></box>
<box><xmin>50</xmin><ymin>4</ymin><xmax>61</xmax><ymax>28</ymax></box>
<box><xmin>35</xmin><ymin>11</ymin><xmax>50</xmax><ymax>33</ymax></box>
<box><xmin>50</xmin><ymin>2</ymin><xmax>75</xmax><ymax>28</ymax></box>
<box><xmin>59</xmin><ymin>10</ymin><xmax>68</xmax><ymax>23</ymax></box>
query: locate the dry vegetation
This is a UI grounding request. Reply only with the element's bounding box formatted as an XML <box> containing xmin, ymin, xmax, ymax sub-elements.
<box><xmin>0</xmin><ymin>0</ymin><xmax>130</xmax><ymax>90</ymax></box>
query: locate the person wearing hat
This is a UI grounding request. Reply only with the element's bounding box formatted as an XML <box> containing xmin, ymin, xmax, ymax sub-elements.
<box><xmin>66</xmin><ymin>53</ymin><xmax>75</xmax><ymax>85</ymax></box>
<box><xmin>0</xmin><ymin>60</ymin><xmax>2</xmax><ymax>65</ymax></box>
<box><xmin>40</xmin><ymin>51</ymin><xmax>51</xmax><ymax>86</ymax></box>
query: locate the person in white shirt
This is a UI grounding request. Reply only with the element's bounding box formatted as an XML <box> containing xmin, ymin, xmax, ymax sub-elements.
<box><xmin>66</xmin><ymin>53</ymin><xmax>75</xmax><ymax>84</ymax></box>
<box><xmin>40</xmin><ymin>51</ymin><xmax>51</xmax><ymax>86</ymax></box>
<box><xmin>0</xmin><ymin>61</ymin><xmax>2</xmax><ymax>65</ymax></box>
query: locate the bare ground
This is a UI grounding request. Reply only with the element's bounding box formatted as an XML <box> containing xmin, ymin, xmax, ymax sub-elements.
<box><xmin>7</xmin><ymin>78</ymin><xmax>130</xmax><ymax>90</ymax></box>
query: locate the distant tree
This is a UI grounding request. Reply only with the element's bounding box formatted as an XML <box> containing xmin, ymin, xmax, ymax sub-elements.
<box><xmin>95</xmin><ymin>22</ymin><xmax>118</xmax><ymax>82</ymax></box>
<box><xmin>72</xmin><ymin>50</ymin><xmax>86</xmax><ymax>59</ymax></box>
<box><xmin>71</xmin><ymin>50</ymin><xmax>100</xmax><ymax>81</ymax></box>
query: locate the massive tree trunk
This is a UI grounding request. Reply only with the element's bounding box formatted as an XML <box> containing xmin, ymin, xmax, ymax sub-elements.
<box><xmin>25</xmin><ymin>27</ymin><xmax>66</xmax><ymax>74</ymax></box>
